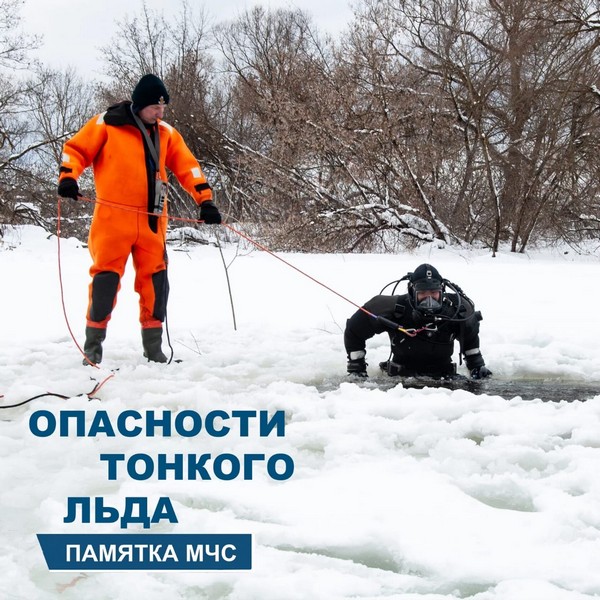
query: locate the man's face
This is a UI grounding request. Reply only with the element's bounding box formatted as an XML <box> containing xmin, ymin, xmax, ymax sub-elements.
<box><xmin>416</xmin><ymin>289</ymin><xmax>441</xmax><ymax>303</ymax></box>
<box><xmin>138</xmin><ymin>103</ymin><xmax>166</xmax><ymax>124</ymax></box>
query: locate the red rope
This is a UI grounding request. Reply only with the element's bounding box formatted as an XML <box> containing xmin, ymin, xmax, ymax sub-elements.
<box><xmin>87</xmin><ymin>373</ymin><xmax>115</xmax><ymax>397</ymax></box>
<box><xmin>57</xmin><ymin>197</ymin><xmax>98</xmax><ymax>368</ymax></box>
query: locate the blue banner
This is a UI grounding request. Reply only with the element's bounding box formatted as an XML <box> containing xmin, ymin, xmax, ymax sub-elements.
<box><xmin>37</xmin><ymin>533</ymin><xmax>252</xmax><ymax>571</ymax></box>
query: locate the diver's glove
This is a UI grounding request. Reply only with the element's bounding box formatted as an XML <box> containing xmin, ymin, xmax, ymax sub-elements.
<box><xmin>470</xmin><ymin>366</ymin><xmax>492</xmax><ymax>380</ymax></box>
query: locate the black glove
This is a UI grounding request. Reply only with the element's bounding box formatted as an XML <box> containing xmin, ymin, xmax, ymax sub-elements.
<box><xmin>347</xmin><ymin>358</ymin><xmax>368</xmax><ymax>378</ymax></box>
<box><xmin>200</xmin><ymin>201</ymin><xmax>222</xmax><ymax>224</ymax></box>
<box><xmin>57</xmin><ymin>177</ymin><xmax>81</xmax><ymax>200</ymax></box>
<box><xmin>471</xmin><ymin>365</ymin><xmax>492</xmax><ymax>380</ymax></box>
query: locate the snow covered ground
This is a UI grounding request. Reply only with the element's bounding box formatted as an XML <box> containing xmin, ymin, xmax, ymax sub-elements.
<box><xmin>2</xmin><ymin>224</ymin><xmax>600</xmax><ymax>600</ymax></box>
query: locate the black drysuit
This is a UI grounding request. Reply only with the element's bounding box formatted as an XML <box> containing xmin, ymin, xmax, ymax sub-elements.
<box><xmin>344</xmin><ymin>292</ymin><xmax>486</xmax><ymax>377</ymax></box>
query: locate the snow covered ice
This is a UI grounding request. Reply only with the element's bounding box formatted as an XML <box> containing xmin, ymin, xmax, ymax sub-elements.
<box><xmin>1</xmin><ymin>225</ymin><xmax>600</xmax><ymax>599</ymax></box>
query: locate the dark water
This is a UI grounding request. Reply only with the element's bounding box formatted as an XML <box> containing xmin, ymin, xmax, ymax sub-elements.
<box><xmin>397</xmin><ymin>377</ymin><xmax>600</xmax><ymax>402</ymax></box>
<box><xmin>317</xmin><ymin>375</ymin><xmax>600</xmax><ymax>402</ymax></box>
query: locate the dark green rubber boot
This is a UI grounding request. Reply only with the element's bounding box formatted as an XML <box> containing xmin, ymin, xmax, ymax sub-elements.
<box><xmin>82</xmin><ymin>326</ymin><xmax>106</xmax><ymax>366</ymax></box>
<box><xmin>142</xmin><ymin>327</ymin><xmax>168</xmax><ymax>363</ymax></box>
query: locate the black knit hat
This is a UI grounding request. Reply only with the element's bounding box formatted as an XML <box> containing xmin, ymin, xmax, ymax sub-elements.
<box><xmin>410</xmin><ymin>263</ymin><xmax>443</xmax><ymax>291</ymax></box>
<box><xmin>131</xmin><ymin>74</ymin><xmax>170</xmax><ymax>112</ymax></box>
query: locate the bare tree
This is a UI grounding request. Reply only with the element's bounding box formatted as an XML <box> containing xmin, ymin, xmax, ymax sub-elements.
<box><xmin>215</xmin><ymin>4</ymin><xmax>480</xmax><ymax>251</ymax></box>
<box><xmin>314</xmin><ymin>12</ymin><xmax>463</xmax><ymax>250</ymax></box>
<box><xmin>0</xmin><ymin>0</ymin><xmax>49</xmax><ymax>233</ymax></box>
<box><xmin>359</xmin><ymin>0</ymin><xmax>600</xmax><ymax>252</ymax></box>
<box><xmin>215</xmin><ymin>6</ymin><xmax>357</xmax><ymax>249</ymax></box>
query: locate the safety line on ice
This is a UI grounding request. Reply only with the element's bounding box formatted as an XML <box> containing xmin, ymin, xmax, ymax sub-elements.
<box><xmin>57</xmin><ymin>197</ymin><xmax>98</xmax><ymax>368</ymax></box>
<box><xmin>0</xmin><ymin>376</ymin><xmax>114</xmax><ymax>409</ymax></box>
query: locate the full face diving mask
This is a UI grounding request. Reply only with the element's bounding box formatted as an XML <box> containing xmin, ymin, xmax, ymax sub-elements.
<box><xmin>416</xmin><ymin>293</ymin><xmax>443</xmax><ymax>315</ymax></box>
<box><xmin>412</xmin><ymin>276</ymin><xmax>444</xmax><ymax>316</ymax></box>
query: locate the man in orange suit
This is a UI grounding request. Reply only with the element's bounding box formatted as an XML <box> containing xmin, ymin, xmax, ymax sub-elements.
<box><xmin>58</xmin><ymin>74</ymin><xmax>221</xmax><ymax>365</ymax></box>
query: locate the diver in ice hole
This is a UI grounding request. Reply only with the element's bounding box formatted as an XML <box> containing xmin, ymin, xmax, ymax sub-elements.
<box><xmin>344</xmin><ymin>263</ymin><xmax>492</xmax><ymax>379</ymax></box>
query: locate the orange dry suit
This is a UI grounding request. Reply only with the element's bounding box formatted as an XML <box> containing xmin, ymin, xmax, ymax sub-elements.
<box><xmin>58</xmin><ymin>101</ymin><xmax>212</xmax><ymax>329</ymax></box>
